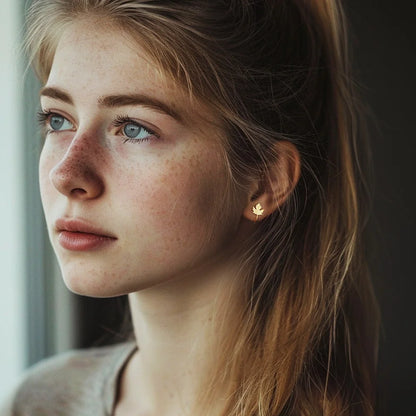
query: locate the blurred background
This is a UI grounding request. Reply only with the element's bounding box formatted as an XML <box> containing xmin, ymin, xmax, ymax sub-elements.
<box><xmin>1</xmin><ymin>0</ymin><xmax>415</xmax><ymax>414</ymax></box>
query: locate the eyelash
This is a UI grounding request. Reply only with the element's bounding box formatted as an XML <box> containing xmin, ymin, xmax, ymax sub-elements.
<box><xmin>37</xmin><ymin>111</ymin><xmax>159</xmax><ymax>143</ymax></box>
<box><xmin>37</xmin><ymin>110</ymin><xmax>50</xmax><ymax>125</ymax></box>
<box><xmin>37</xmin><ymin>110</ymin><xmax>67</xmax><ymax>135</ymax></box>
<box><xmin>112</xmin><ymin>115</ymin><xmax>159</xmax><ymax>143</ymax></box>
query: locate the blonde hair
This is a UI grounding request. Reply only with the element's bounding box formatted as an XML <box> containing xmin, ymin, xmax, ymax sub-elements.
<box><xmin>25</xmin><ymin>1</ymin><xmax>379</xmax><ymax>415</ymax></box>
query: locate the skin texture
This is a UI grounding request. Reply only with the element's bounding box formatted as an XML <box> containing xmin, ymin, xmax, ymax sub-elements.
<box><xmin>39</xmin><ymin>19</ymin><xmax>249</xmax><ymax>299</ymax></box>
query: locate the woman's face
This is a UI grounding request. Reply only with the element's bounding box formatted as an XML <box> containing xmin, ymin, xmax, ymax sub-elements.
<box><xmin>39</xmin><ymin>19</ymin><xmax>247</xmax><ymax>297</ymax></box>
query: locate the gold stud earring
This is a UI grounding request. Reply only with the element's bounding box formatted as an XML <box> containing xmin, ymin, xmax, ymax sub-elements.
<box><xmin>252</xmin><ymin>203</ymin><xmax>264</xmax><ymax>220</ymax></box>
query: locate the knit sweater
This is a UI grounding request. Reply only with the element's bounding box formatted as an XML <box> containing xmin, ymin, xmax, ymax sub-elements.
<box><xmin>1</xmin><ymin>342</ymin><xmax>137</xmax><ymax>416</ymax></box>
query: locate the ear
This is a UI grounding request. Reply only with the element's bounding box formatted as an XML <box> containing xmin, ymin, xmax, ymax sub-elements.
<box><xmin>243</xmin><ymin>141</ymin><xmax>301</xmax><ymax>222</ymax></box>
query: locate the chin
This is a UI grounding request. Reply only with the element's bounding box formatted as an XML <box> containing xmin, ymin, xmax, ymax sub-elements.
<box><xmin>62</xmin><ymin>276</ymin><xmax>124</xmax><ymax>298</ymax></box>
<box><xmin>58</xmin><ymin>262</ymin><xmax>128</xmax><ymax>298</ymax></box>
<box><xmin>58</xmin><ymin>261</ymin><xmax>166</xmax><ymax>298</ymax></box>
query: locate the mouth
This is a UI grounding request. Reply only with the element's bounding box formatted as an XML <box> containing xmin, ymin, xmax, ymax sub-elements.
<box><xmin>55</xmin><ymin>218</ymin><xmax>117</xmax><ymax>251</ymax></box>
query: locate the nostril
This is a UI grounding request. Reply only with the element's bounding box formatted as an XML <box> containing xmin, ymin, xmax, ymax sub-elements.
<box><xmin>71</xmin><ymin>188</ymin><xmax>88</xmax><ymax>196</ymax></box>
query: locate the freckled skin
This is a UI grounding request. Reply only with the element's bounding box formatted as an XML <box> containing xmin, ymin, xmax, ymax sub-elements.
<box><xmin>39</xmin><ymin>19</ymin><xmax>247</xmax><ymax>297</ymax></box>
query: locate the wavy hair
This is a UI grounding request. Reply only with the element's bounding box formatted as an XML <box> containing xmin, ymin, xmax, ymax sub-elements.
<box><xmin>25</xmin><ymin>1</ymin><xmax>379</xmax><ymax>414</ymax></box>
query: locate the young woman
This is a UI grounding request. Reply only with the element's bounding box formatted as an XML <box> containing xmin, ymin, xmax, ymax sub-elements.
<box><xmin>4</xmin><ymin>0</ymin><xmax>379</xmax><ymax>415</ymax></box>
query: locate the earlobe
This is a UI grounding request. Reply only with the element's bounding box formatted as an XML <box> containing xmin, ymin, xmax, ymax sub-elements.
<box><xmin>252</xmin><ymin>202</ymin><xmax>265</xmax><ymax>221</ymax></box>
<box><xmin>242</xmin><ymin>141</ymin><xmax>301</xmax><ymax>222</ymax></box>
<box><xmin>243</xmin><ymin>199</ymin><xmax>268</xmax><ymax>222</ymax></box>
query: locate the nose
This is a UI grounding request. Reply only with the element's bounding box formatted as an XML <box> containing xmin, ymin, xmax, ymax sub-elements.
<box><xmin>49</xmin><ymin>134</ymin><xmax>104</xmax><ymax>200</ymax></box>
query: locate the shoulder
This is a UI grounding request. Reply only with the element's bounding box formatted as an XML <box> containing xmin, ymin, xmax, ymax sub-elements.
<box><xmin>7</xmin><ymin>342</ymin><xmax>136</xmax><ymax>416</ymax></box>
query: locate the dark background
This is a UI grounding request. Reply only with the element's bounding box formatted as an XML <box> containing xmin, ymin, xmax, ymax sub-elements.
<box><xmin>347</xmin><ymin>1</ymin><xmax>416</xmax><ymax>415</ymax></box>
<box><xmin>67</xmin><ymin>2</ymin><xmax>416</xmax><ymax>415</ymax></box>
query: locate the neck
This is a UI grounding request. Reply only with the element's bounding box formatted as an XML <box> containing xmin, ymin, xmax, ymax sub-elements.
<box><xmin>119</xmin><ymin>262</ymin><xmax>243</xmax><ymax>416</ymax></box>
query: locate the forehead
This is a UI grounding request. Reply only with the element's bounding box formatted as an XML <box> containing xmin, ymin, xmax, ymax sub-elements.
<box><xmin>49</xmin><ymin>19</ymin><xmax>168</xmax><ymax>91</ymax></box>
<box><xmin>47</xmin><ymin>18</ymin><xmax>199</xmax><ymax>120</ymax></box>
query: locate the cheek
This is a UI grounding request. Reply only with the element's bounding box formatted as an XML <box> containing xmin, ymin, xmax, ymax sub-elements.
<box><xmin>152</xmin><ymin>157</ymin><xmax>218</xmax><ymax>215</ymax></box>
<box><xmin>118</xmin><ymin>149</ymin><xmax>231</xmax><ymax>251</ymax></box>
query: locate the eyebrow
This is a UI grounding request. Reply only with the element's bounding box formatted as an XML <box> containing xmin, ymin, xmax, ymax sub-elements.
<box><xmin>40</xmin><ymin>86</ymin><xmax>73</xmax><ymax>104</ymax></box>
<box><xmin>39</xmin><ymin>86</ymin><xmax>183</xmax><ymax>122</ymax></box>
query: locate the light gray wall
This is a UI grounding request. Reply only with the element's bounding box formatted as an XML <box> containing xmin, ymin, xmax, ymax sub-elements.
<box><xmin>0</xmin><ymin>0</ymin><xmax>26</xmax><ymax>401</ymax></box>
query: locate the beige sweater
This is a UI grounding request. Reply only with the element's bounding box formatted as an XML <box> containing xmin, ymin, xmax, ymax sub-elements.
<box><xmin>1</xmin><ymin>342</ymin><xmax>136</xmax><ymax>416</ymax></box>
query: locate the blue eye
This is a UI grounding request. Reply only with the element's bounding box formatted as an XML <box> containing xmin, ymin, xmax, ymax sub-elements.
<box><xmin>49</xmin><ymin>114</ymin><xmax>73</xmax><ymax>131</ymax></box>
<box><xmin>113</xmin><ymin>116</ymin><xmax>158</xmax><ymax>142</ymax></box>
<box><xmin>37</xmin><ymin>111</ymin><xmax>74</xmax><ymax>133</ymax></box>
<box><xmin>123</xmin><ymin>123</ymin><xmax>152</xmax><ymax>140</ymax></box>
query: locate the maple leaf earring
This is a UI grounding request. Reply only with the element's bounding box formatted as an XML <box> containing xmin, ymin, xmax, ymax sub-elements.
<box><xmin>252</xmin><ymin>203</ymin><xmax>264</xmax><ymax>220</ymax></box>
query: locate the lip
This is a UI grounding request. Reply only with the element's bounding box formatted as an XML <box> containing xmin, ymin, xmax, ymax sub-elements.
<box><xmin>55</xmin><ymin>218</ymin><xmax>117</xmax><ymax>251</ymax></box>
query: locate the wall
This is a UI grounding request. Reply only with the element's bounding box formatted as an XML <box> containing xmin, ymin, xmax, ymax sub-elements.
<box><xmin>0</xmin><ymin>0</ymin><xmax>25</xmax><ymax>402</ymax></box>
<box><xmin>348</xmin><ymin>1</ymin><xmax>416</xmax><ymax>414</ymax></box>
